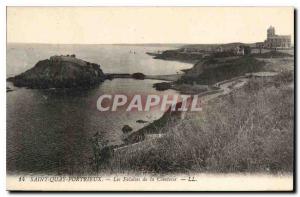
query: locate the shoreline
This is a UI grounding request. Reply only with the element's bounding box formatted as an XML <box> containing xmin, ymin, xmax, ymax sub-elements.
<box><xmin>7</xmin><ymin>47</ymin><xmax>294</xmax><ymax>175</ymax></box>
<box><xmin>94</xmin><ymin>52</ymin><xmax>292</xmax><ymax>158</ymax></box>
<box><xmin>97</xmin><ymin>71</ymin><xmax>279</xmax><ymax>156</ymax></box>
<box><xmin>111</xmin><ymin>74</ymin><xmax>252</xmax><ymax>151</ymax></box>
<box><xmin>104</xmin><ymin>68</ymin><xmax>293</xmax><ymax>174</ymax></box>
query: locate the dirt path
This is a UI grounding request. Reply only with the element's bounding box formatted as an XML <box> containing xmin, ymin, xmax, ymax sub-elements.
<box><xmin>201</xmin><ymin>71</ymin><xmax>278</xmax><ymax>103</ymax></box>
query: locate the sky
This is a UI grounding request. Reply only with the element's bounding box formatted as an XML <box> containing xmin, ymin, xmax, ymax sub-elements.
<box><xmin>7</xmin><ymin>7</ymin><xmax>294</xmax><ymax>44</ymax></box>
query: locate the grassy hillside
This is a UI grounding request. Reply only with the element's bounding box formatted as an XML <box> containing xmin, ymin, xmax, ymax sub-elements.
<box><xmin>251</xmin><ymin>51</ymin><xmax>294</xmax><ymax>58</ymax></box>
<box><xmin>105</xmin><ymin>71</ymin><xmax>294</xmax><ymax>174</ymax></box>
<box><xmin>180</xmin><ymin>56</ymin><xmax>265</xmax><ymax>85</ymax></box>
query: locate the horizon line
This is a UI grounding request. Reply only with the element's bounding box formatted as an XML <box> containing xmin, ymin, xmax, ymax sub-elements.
<box><xmin>7</xmin><ymin>41</ymin><xmax>258</xmax><ymax>45</ymax></box>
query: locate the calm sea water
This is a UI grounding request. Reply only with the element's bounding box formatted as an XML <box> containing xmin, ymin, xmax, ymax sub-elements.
<box><xmin>7</xmin><ymin>43</ymin><xmax>191</xmax><ymax>77</ymax></box>
<box><xmin>6</xmin><ymin>44</ymin><xmax>192</xmax><ymax>175</ymax></box>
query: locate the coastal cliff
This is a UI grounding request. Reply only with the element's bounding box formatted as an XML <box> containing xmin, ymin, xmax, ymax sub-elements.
<box><xmin>179</xmin><ymin>56</ymin><xmax>265</xmax><ymax>85</ymax></box>
<box><xmin>7</xmin><ymin>55</ymin><xmax>106</xmax><ymax>88</ymax></box>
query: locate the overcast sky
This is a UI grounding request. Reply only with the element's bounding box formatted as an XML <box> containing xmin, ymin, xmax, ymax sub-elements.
<box><xmin>7</xmin><ymin>7</ymin><xmax>294</xmax><ymax>44</ymax></box>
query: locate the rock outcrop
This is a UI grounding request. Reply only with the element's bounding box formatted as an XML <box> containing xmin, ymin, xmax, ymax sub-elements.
<box><xmin>122</xmin><ymin>125</ymin><xmax>133</xmax><ymax>134</ymax></box>
<box><xmin>136</xmin><ymin>120</ymin><xmax>148</xmax><ymax>123</ymax></box>
<box><xmin>7</xmin><ymin>55</ymin><xmax>106</xmax><ymax>89</ymax></box>
<box><xmin>153</xmin><ymin>82</ymin><xmax>171</xmax><ymax>91</ymax></box>
<box><xmin>131</xmin><ymin>72</ymin><xmax>145</xmax><ymax>80</ymax></box>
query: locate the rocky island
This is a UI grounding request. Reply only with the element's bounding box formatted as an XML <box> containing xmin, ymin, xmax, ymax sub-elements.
<box><xmin>7</xmin><ymin>55</ymin><xmax>106</xmax><ymax>89</ymax></box>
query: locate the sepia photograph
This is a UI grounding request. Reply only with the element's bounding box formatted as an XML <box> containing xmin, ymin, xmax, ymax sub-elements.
<box><xmin>5</xmin><ymin>6</ymin><xmax>294</xmax><ymax>191</ymax></box>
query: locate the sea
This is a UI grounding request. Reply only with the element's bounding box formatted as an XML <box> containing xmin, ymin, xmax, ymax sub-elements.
<box><xmin>6</xmin><ymin>43</ymin><xmax>192</xmax><ymax>175</ymax></box>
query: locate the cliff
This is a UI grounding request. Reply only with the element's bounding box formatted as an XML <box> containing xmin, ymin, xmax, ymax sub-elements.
<box><xmin>153</xmin><ymin>50</ymin><xmax>202</xmax><ymax>63</ymax></box>
<box><xmin>7</xmin><ymin>55</ymin><xmax>106</xmax><ymax>88</ymax></box>
<box><xmin>179</xmin><ymin>56</ymin><xmax>265</xmax><ymax>85</ymax></box>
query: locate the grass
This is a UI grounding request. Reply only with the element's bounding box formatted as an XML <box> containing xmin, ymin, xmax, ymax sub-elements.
<box><xmin>180</xmin><ymin>56</ymin><xmax>265</xmax><ymax>85</ymax></box>
<box><xmin>251</xmin><ymin>51</ymin><xmax>293</xmax><ymax>58</ymax></box>
<box><xmin>102</xmin><ymin>71</ymin><xmax>294</xmax><ymax>174</ymax></box>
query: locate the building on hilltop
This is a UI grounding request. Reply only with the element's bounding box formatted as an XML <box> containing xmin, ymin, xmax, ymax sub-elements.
<box><xmin>49</xmin><ymin>55</ymin><xmax>87</xmax><ymax>66</ymax></box>
<box><xmin>256</xmin><ymin>26</ymin><xmax>291</xmax><ymax>49</ymax></box>
<box><xmin>215</xmin><ymin>45</ymin><xmax>249</xmax><ymax>56</ymax></box>
<box><xmin>234</xmin><ymin>46</ymin><xmax>245</xmax><ymax>56</ymax></box>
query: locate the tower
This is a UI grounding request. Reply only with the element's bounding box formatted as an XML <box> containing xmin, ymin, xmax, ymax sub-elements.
<box><xmin>267</xmin><ymin>26</ymin><xmax>275</xmax><ymax>38</ymax></box>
